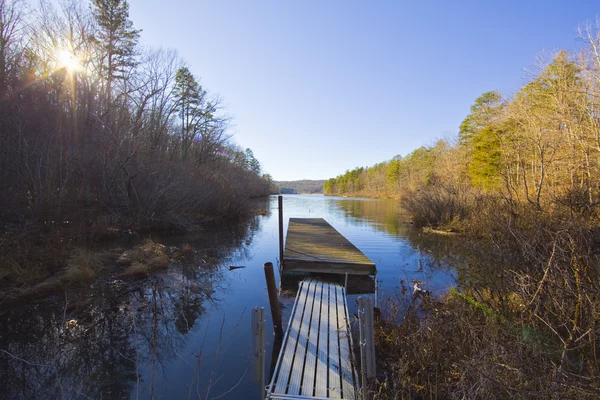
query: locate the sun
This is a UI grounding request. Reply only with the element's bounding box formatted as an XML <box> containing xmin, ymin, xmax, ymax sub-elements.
<box><xmin>56</xmin><ymin>49</ymin><xmax>83</xmax><ymax>73</ymax></box>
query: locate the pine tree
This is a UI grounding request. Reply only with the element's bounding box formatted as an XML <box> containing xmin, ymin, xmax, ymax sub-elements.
<box><xmin>173</xmin><ymin>67</ymin><xmax>207</xmax><ymax>159</ymax></box>
<box><xmin>245</xmin><ymin>148</ymin><xmax>261</xmax><ymax>174</ymax></box>
<box><xmin>459</xmin><ymin>91</ymin><xmax>502</xmax><ymax>146</ymax></box>
<box><xmin>92</xmin><ymin>0</ymin><xmax>140</xmax><ymax>109</ymax></box>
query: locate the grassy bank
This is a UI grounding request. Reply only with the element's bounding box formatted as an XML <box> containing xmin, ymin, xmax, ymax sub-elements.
<box><xmin>0</xmin><ymin>218</ymin><xmax>259</xmax><ymax>302</ymax></box>
<box><xmin>370</xmin><ymin>187</ymin><xmax>600</xmax><ymax>399</ymax></box>
<box><xmin>0</xmin><ymin>201</ymin><xmax>269</xmax><ymax>300</ymax></box>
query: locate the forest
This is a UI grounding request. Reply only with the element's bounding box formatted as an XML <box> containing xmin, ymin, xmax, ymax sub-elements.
<box><xmin>325</xmin><ymin>30</ymin><xmax>600</xmax><ymax>398</ymax></box>
<box><xmin>275</xmin><ymin>179</ymin><xmax>326</xmax><ymax>194</ymax></box>
<box><xmin>325</xmin><ymin>47</ymin><xmax>600</xmax><ymax>225</ymax></box>
<box><xmin>0</xmin><ymin>0</ymin><xmax>272</xmax><ymax>286</ymax></box>
<box><xmin>325</xmin><ymin>50</ymin><xmax>599</xmax><ymax>209</ymax></box>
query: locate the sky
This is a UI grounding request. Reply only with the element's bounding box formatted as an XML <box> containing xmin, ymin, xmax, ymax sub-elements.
<box><xmin>127</xmin><ymin>0</ymin><xmax>599</xmax><ymax>181</ymax></box>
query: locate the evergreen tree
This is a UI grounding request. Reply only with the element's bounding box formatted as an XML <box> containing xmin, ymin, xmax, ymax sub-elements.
<box><xmin>173</xmin><ymin>67</ymin><xmax>206</xmax><ymax>159</ymax></box>
<box><xmin>469</xmin><ymin>125</ymin><xmax>502</xmax><ymax>190</ymax></box>
<box><xmin>245</xmin><ymin>148</ymin><xmax>261</xmax><ymax>174</ymax></box>
<box><xmin>92</xmin><ymin>0</ymin><xmax>140</xmax><ymax>108</ymax></box>
<box><xmin>459</xmin><ymin>91</ymin><xmax>502</xmax><ymax>146</ymax></box>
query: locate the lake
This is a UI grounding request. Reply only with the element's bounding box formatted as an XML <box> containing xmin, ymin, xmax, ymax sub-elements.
<box><xmin>0</xmin><ymin>194</ymin><xmax>460</xmax><ymax>399</ymax></box>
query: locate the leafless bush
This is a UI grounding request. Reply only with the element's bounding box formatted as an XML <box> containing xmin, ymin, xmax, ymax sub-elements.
<box><xmin>375</xmin><ymin>290</ymin><xmax>599</xmax><ymax>399</ymax></box>
<box><xmin>401</xmin><ymin>183</ymin><xmax>476</xmax><ymax>228</ymax></box>
<box><xmin>388</xmin><ymin>192</ymin><xmax>600</xmax><ymax>398</ymax></box>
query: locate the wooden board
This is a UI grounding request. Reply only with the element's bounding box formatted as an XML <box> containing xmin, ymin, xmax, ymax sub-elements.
<box><xmin>267</xmin><ymin>279</ymin><xmax>359</xmax><ymax>399</ymax></box>
<box><xmin>283</xmin><ymin>218</ymin><xmax>376</xmax><ymax>276</ymax></box>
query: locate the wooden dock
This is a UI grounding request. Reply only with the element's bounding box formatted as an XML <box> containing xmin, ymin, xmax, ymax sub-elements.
<box><xmin>266</xmin><ymin>279</ymin><xmax>360</xmax><ymax>399</ymax></box>
<box><xmin>283</xmin><ymin>218</ymin><xmax>376</xmax><ymax>276</ymax></box>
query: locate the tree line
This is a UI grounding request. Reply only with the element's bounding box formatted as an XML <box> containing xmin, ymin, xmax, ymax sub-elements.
<box><xmin>326</xmin><ymin>25</ymin><xmax>600</xmax><ymax>397</ymax></box>
<box><xmin>275</xmin><ymin>180</ymin><xmax>326</xmax><ymax>194</ymax></box>
<box><xmin>325</xmin><ymin>47</ymin><xmax>600</xmax><ymax>215</ymax></box>
<box><xmin>0</xmin><ymin>0</ymin><xmax>272</xmax><ymax>238</ymax></box>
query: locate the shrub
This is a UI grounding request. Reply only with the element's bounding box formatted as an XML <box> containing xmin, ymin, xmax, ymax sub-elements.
<box><xmin>401</xmin><ymin>183</ymin><xmax>475</xmax><ymax>228</ymax></box>
<box><xmin>63</xmin><ymin>249</ymin><xmax>104</xmax><ymax>282</ymax></box>
<box><xmin>124</xmin><ymin>261</ymin><xmax>149</xmax><ymax>276</ymax></box>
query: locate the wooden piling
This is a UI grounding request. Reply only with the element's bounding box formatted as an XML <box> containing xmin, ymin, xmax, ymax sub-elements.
<box><xmin>264</xmin><ymin>262</ymin><xmax>283</xmax><ymax>337</ymax></box>
<box><xmin>278</xmin><ymin>195</ymin><xmax>284</xmax><ymax>270</ymax></box>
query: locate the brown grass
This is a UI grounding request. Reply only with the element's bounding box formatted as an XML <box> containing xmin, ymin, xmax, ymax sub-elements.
<box><xmin>373</xmin><ymin>291</ymin><xmax>598</xmax><ymax>399</ymax></box>
<box><xmin>148</xmin><ymin>254</ymin><xmax>169</xmax><ymax>271</ymax></box>
<box><xmin>119</xmin><ymin>239</ymin><xmax>170</xmax><ymax>276</ymax></box>
<box><xmin>139</xmin><ymin>239</ymin><xmax>167</xmax><ymax>256</ymax></box>
<box><xmin>0</xmin><ymin>258</ymin><xmax>25</xmax><ymax>281</ymax></box>
<box><xmin>174</xmin><ymin>243</ymin><xmax>195</xmax><ymax>261</ymax></box>
<box><xmin>63</xmin><ymin>249</ymin><xmax>104</xmax><ymax>282</ymax></box>
<box><xmin>0</xmin><ymin>231</ymin><xmax>73</xmax><ymax>284</ymax></box>
<box><xmin>63</xmin><ymin>263</ymin><xmax>95</xmax><ymax>282</ymax></box>
<box><xmin>388</xmin><ymin>194</ymin><xmax>600</xmax><ymax>399</ymax></box>
<box><xmin>181</xmin><ymin>243</ymin><xmax>194</xmax><ymax>255</ymax></box>
<box><xmin>124</xmin><ymin>261</ymin><xmax>149</xmax><ymax>276</ymax></box>
<box><xmin>116</xmin><ymin>249</ymin><xmax>141</xmax><ymax>266</ymax></box>
<box><xmin>401</xmin><ymin>183</ymin><xmax>475</xmax><ymax>229</ymax></box>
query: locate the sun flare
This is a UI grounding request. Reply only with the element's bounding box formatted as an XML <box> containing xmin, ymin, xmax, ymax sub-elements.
<box><xmin>56</xmin><ymin>49</ymin><xmax>83</xmax><ymax>73</ymax></box>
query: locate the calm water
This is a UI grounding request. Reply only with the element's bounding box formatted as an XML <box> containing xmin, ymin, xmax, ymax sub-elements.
<box><xmin>0</xmin><ymin>195</ymin><xmax>460</xmax><ymax>399</ymax></box>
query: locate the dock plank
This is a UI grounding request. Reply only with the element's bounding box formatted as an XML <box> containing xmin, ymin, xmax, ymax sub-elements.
<box><xmin>315</xmin><ymin>283</ymin><xmax>330</xmax><ymax>397</ymax></box>
<box><xmin>273</xmin><ymin>281</ymin><xmax>310</xmax><ymax>394</ymax></box>
<box><xmin>328</xmin><ymin>284</ymin><xmax>342</xmax><ymax>399</ymax></box>
<box><xmin>301</xmin><ymin>281</ymin><xmax>322</xmax><ymax>396</ymax></box>
<box><xmin>287</xmin><ymin>281</ymin><xmax>315</xmax><ymax>394</ymax></box>
<box><xmin>336</xmin><ymin>285</ymin><xmax>356</xmax><ymax>399</ymax></box>
<box><xmin>267</xmin><ymin>279</ymin><xmax>359</xmax><ymax>400</ymax></box>
<box><xmin>284</xmin><ymin>218</ymin><xmax>376</xmax><ymax>276</ymax></box>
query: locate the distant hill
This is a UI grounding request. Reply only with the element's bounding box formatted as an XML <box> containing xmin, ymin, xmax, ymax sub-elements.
<box><xmin>275</xmin><ymin>180</ymin><xmax>325</xmax><ymax>194</ymax></box>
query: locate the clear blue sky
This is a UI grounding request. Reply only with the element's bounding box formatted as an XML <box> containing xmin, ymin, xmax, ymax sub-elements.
<box><xmin>128</xmin><ymin>0</ymin><xmax>598</xmax><ymax>181</ymax></box>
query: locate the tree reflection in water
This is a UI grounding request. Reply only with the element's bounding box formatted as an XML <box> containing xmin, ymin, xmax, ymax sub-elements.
<box><xmin>0</xmin><ymin>217</ymin><xmax>262</xmax><ymax>399</ymax></box>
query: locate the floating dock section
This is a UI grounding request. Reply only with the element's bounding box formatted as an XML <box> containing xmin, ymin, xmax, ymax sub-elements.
<box><xmin>283</xmin><ymin>218</ymin><xmax>376</xmax><ymax>276</ymax></box>
<box><xmin>266</xmin><ymin>279</ymin><xmax>359</xmax><ymax>399</ymax></box>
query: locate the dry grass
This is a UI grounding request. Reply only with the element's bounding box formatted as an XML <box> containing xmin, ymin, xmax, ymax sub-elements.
<box><xmin>0</xmin><ymin>258</ymin><xmax>25</xmax><ymax>281</ymax></box>
<box><xmin>148</xmin><ymin>254</ymin><xmax>169</xmax><ymax>271</ymax></box>
<box><xmin>63</xmin><ymin>263</ymin><xmax>95</xmax><ymax>282</ymax></box>
<box><xmin>389</xmin><ymin>194</ymin><xmax>600</xmax><ymax>399</ymax></box>
<box><xmin>116</xmin><ymin>249</ymin><xmax>141</xmax><ymax>266</ymax></box>
<box><xmin>62</xmin><ymin>248</ymin><xmax>114</xmax><ymax>282</ymax></box>
<box><xmin>373</xmin><ymin>292</ymin><xmax>598</xmax><ymax>399</ymax></box>
<box><xmin>119</xmin><ymin>239</ymin><xmax>170</xmax><ymax>276</ymax></box>
<box><xmin>139</xmin><ymin>239</ymin><xmax>167</xmax><ymax>256</ymax></box>
<box><xmin>174</xmin><ymin>243</ymin><xmax>195</xmax><ymax>261</ymax></box>
<box><xmin>181</xmin><ymin>243</ymin><xmax>194</xmax><ymax>255</ymax></box>
<box><xmin>124</xmin><ymin>261</ymin><xmax>149</xmax><ymax>276</ymax></box>
<box><xmin>0</xmin><ymin>231</ymin><xmax>72</xmax><ymax>284</ymax></box>
<box><xmin>401</xmin><ymin>183</ymin><xmax>475</xmax><ymax>229</ymax></box>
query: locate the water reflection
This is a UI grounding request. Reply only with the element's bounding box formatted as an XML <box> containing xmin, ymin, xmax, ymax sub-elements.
<box><xmin>332</xmin><ymin>197</ymin><xmax>410</xmax><ymax>236</ymax></box>
<box><xmin>0</xmin><ymin>195</ymin><xmax>471</xmax><ymax>399</ymax></box>
<box><xmin>0</xmin><ymin>217</ymin><xmax>263</xmax><ymax>400</ymax></box>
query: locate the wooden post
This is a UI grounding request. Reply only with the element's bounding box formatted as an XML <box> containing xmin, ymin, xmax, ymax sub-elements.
<box><xmin>264</xmin><ymin>262</ymin><xmax>283</xmax><ymax>337</ymax></box>
<box><xmin>251</xmin><ymin>307</ymin><xmax>266</xmax><ymax>398</ymax></box>
<box><xmin>358</xmin><ymin>296</ymin><xmax>376</xmax><ymax>398</ymax></box>
<box><xmin>344</xmin><ymin>272</ymin><xmax>348</xmax><ymax>289</ymax></box>
<box><xmin>278</xmin><ymin>195</ymin><xmax>284</xmax><ymax>271</ymax></box>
